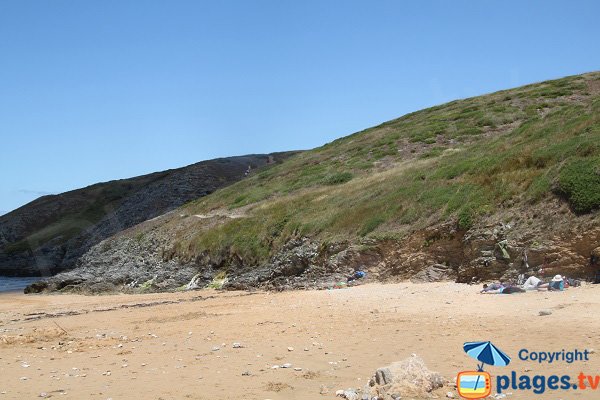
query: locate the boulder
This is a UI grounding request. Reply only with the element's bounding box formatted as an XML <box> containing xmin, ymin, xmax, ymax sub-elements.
<box><xmin>23</xmin><ymin>280</ymin><xmax>48</xmax><ymax>294</ymax></box>
<box><xmin>366</xmin><ymin>354</ymin><xmax>445</xmax><ymax>399</ymax></box>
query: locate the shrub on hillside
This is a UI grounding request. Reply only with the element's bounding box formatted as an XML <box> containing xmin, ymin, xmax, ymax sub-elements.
<box><xmin>322</xmin><ymin>172</ymin><xmax>353</xmax><ymax>185</ymax></box>
<box><xmin>558</xmin><ymin>157</ymin><xmax>600</xmax><ymax>213</ymax></box>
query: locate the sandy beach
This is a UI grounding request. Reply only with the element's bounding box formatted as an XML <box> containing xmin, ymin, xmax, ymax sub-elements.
<box><xmin>1</xmin><ymin>282</ymin><xmax>599</xmax><ymax>399</ymax></box>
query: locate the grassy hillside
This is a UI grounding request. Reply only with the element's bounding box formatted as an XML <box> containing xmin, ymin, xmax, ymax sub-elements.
<box><xmin>26</xmin><ymin>71</ymin><xmax>599</xmax><ymax>293</ymax></box>
<box><xmin>166</xmin><ymin>73</ymin><xmax>600</xmax><ymax>265</ymax></box>
<box><xmin>151</xmin><ymin>72</ymin><xmax>600</xmax><ymax>268</ymax></box>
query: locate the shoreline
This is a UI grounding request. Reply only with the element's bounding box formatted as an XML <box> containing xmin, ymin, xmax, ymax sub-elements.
<box><xmin>0</xmin><ymin>276</ymin><xmax>42</xmax><ymax>294</ymax></box>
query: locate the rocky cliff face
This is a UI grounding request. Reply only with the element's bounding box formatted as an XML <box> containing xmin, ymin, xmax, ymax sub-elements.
<box><xmin>28</xmin><ymin>196</ymin><xmax>599</xmax><ymax>294</ymax></box>
<box><xmin>1</xmin><ymin>153</ymin><xmax>297</xmax><ymax>277</ymax></box>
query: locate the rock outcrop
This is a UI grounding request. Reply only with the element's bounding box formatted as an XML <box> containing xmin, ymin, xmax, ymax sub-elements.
<box><xmin>1</xmin><ymin>152</ymin><xmax>298</xmax><ymax>277</ymax></box>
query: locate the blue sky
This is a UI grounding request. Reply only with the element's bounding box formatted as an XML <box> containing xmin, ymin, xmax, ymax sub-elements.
<box><xmin>1</xmin><ymin>0</ymin><xmax>599</xmax><ymax>215</ymax></box>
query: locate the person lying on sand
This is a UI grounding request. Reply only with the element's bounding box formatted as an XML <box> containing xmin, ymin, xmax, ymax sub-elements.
<box><xmin>533</xmin><ymin>275</ymin><xmax>567</xmax><ymax>291</ymax></box>
<box><xmin>481</xmin><ymin>282</ymin><xmax>504</xmax><ymax>293</ymax></box>
<box><xmin>480</xmin><ymin>283</ymin><xmax>525</xmax><ymax>294</ymax></box>
<box><xmin>548</xmin><ymin>275</ymin><xmax>565</xmax><ymax>291</ymax></box>
<box><xmin>522</xmin><ymin>275</ymin><xmax>549</xmax><ymax>290</ymax></box>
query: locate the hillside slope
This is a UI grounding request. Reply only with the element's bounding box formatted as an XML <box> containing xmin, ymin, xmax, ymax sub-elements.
<box><xmin>30</xmin><ymin>72</ymin><xmax>600</xmax><ymax>293</ymax></box>
<box><xmin>0</xmin><ymin>153</ymin><xmax>297</xmax><ymax>276</ymax></box>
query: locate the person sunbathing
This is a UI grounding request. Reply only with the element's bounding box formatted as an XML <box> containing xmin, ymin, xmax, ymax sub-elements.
<box><xmin>522</xmin><ymin>275</ymin><xmax>549</xmax><ymax>290</ymax></box>
<box><xmin>548</xmin><ymin>275</ymin><xmax>565</xmax><ymax>291</ymax></box>
<box><xmin>533</xmin><ymin>275</ymin><xmax>566</xmax><ymax>291</ymax></box>
<box><xmin>481</xmin><ymin>282</ymin><xmax>504</xmax><ymax>293</ymax></box>
<box><xmin>480</xmin><ymin>282</ymin><xmax>525</xmax><ymax>294</ymax></box>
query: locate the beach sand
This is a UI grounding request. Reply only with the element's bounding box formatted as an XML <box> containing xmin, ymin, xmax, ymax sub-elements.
<box><xmin>1</xmin><ymin>282</ymin><xmax>599</xmax><ymax>399</ymax></box>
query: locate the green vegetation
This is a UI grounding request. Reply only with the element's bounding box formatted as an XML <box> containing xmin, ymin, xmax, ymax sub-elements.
<box><xmin>146</xmin><ymin>73</ymin><xmax>600</xmax><ymax>265</ymax></box>
<box><xmin>558</xmin><ymin>157</ymin><xmax>600</xmax><ymax>213</ymax></box>
<box><xmin>322</xmin><ymin>172</ymin><xmax>353</xmax><ymax>185</ymax></box>
<box><xmin>206</xmin><ymin>271</ymin><xmax>228</xmax><ymax>289</ymax></box>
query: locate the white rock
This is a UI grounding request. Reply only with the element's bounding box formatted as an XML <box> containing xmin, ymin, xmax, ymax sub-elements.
<box><xmin>287</xmin><ymin>347</ymin><xmax>294</xmax><ymax>352</ymax></box>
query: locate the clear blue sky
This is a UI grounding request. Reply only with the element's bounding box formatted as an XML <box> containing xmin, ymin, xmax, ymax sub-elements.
<box><xmin>1</xmin><ymin>0</ymin><xmax>599</xmax><ymax>215</ymax></box>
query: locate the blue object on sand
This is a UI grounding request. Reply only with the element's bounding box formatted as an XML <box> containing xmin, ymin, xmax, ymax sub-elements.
<box><xmin>355</xmin><ymin>271</ymin><xmax>366</xmax><ymax>279</ymax></box>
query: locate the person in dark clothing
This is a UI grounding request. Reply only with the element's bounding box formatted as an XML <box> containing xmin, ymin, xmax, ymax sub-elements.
<box><xmin>501</xmin><ymin>286</ymin><xmax>526</xmax><ymax>294</ymax></box>
<box><xmin>480</xmin><ymin>282</ymin><xmax>525</xmax><ymax>294</ymax></box>
<box><xmin>481</xmin><ymin>282</ymin><xmax>504</xmax><ymax>293</ymax></box>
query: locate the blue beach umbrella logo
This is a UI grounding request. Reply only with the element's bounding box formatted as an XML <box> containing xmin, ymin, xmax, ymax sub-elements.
<box><xmin>463</xmin><ymin>341</ymin><xmax>511</xmax><ymax>371</ymax></box>
<box><xmin>458</xmin><ymin>341</ymin><xmax>511</xmax><ymax>398</ymax></box>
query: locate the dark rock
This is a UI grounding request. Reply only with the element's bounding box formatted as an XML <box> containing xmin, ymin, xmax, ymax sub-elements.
<box><xmin>23</xmin><ymin>280</ymin><xmax>48</xmax><ymax>294</ymax></box>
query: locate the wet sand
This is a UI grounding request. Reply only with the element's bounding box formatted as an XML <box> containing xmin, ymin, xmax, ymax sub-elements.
<box><xmin>1</xmin><ymin>282</ymin><xmax>599</xmax><ymax>399</ymax></box>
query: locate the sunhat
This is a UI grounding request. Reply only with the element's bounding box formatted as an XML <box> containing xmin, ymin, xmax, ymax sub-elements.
<box><xmin>551</xmin><ymin>274</ymin><xmax>563</xmax><ymax>282</ymax></box>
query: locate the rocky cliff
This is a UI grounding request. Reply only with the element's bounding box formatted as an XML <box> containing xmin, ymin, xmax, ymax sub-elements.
<box><xmin>1</xmin><ymin>152</ymin><xmax>297</xmax><ymax>277</ymax></box>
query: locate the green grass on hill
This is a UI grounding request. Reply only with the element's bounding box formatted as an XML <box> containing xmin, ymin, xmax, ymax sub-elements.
<box><xmin>164</xmin><ymin>73</ymin><xmax>600</xmax><ymax>265</ymax></box>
